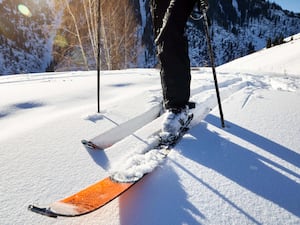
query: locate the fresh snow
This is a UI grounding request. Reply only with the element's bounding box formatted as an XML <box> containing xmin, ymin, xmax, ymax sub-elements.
<box><xmin>1</xmin><ymin>34</ymin><xmax>300</xmax><ymax>224</ymax></box>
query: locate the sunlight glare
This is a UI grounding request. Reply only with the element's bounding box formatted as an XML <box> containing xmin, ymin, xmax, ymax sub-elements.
<box><xmin>54</xmin><ymin>35</ymin><xmax>68</xmax><ymax>48</ymax></box>
<box><xmin>18</xmin><ymin>4</ymin><xmax>32</xmax><ymax>17</ymax></box>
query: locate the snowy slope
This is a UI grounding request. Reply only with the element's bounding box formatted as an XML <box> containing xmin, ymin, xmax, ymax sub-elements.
<box><xmin>1</xmin><ymin>35</ymin><xmax>300</xmax><ymax>224</ymax></box>
<box><xmin>218</xmin><ymin>33</ymin><xmax>300</xmax><ymax>76</ymax></box>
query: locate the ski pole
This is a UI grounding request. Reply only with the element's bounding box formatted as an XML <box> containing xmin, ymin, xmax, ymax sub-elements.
<box><xmin>200</xmin><ymin>1</ymin><xmax>225</xmax><ymax>128</ymax></box>
<box><xmin>97</xmin><ymin>0</ymin><xmax>101</xmax><ymax>113</ymax></box>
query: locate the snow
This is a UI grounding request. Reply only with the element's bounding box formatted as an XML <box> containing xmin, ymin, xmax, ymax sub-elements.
<box><xmin>218</xmin><ymin>33</ymin><xmax>300</xmax><ymax>76</ymax></box>
<box><xmin>232</xmin><ymin>0</ymin><xmax>241</xmax><ymax>18</ymax></box>
<box><xmin>1</xmin><ymin>34</ymin><xmax>300</xmax><ymax>224</ymax></box>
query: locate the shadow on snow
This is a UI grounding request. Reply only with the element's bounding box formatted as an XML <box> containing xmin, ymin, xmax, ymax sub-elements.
<box><xmin>117</xmin><ymin>114</ymin><xmax>300</xmax><ymax>224</ymax></box>
<box><xmin>184</xmin><ymin>114</ymin><xmax>300</xmax><ymax>218</ymax></box>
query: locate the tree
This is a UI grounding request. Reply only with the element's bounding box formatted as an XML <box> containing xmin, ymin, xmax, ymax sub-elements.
<box><xmin>99</xmin><ymin>0</ymin><xmax>138</xmax><ymax>69</ymax></box>
<box><xmin>247</xmin><ymin>42</ymin><xmax>255</xmax><ymax>54</ymax></box>
<box><xmin>266</xmin><ymin>37</ymin><xmax>272</xmax><ymax>48</ymax></box>
<box><xmin>52</xmin><ymin>0</ymin><xmax>138</xmax><ymax>71</ymax></box>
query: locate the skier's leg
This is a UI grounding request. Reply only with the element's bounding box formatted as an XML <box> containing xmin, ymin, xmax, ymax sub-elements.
<box><xmin>150</xmin><ymin>0</ymin><xmax>171</xmax><ymax>39</ymax></box>
<box><xmin>151</xmin><ymin>0</ymin><xmax>196</xmax><ymax>109</ymax></box>
<box><xmin>151</xmin><ymin>0</ymin><xmax>196</xmax><ymax>139</ymax></box>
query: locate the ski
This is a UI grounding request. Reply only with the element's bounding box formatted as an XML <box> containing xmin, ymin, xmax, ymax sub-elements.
<box><xmin>81</xmin><ymin>102</ymin><xmax>194</xmax><ymax>151</ymax></box>
<box><xmin>28</xmin><ymin>177</ymin><xmax>135</xmax><ymax>218</ymax></box>
<box><xmin>28</xmin><ymin>114</ymin><xmax>193</xmax><ymax>218</ymax></box>
<box><xmin>81</xmin><ymin>139</ymin><xmax>102</xmax><ymax>150</ymax></box>
<box><xmin>80</xmin><ymin>103</ymin><xmax>163</xmax><ymax>150</ymax></box>
<box><xmin>110</xmin><ymin>113</ymin><xmax>193</xmax><ymax>183</ymax></box>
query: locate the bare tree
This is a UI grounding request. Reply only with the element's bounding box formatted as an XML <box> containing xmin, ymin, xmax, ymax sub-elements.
<box><xmin>52</xmin><ymin>0</ymin><xmax>138</xmax><ymax>71</ymax></box>
<box><xmin>63</xmin><ymin>0</ymin><xmax>89</xmax><ymax>69</ymax></box>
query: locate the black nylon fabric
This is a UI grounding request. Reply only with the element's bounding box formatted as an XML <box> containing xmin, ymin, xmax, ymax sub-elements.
<box><xmin>150</xmin><ymin>0</ymin><xmax>197</xmax><ymax>109</ymax></box>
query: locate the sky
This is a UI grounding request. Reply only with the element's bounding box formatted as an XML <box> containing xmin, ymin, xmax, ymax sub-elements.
<box><xmin>271</xmin><ymin>0</ymin><xmax>300</xmax><ymax>12</ymax></box>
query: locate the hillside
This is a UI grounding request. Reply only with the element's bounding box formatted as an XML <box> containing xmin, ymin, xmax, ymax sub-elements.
<box><xmin>1</xmin><ymin>0</ymin><xmax>300</xmax><ymax>74</ymax></box>
<box><xmin>0</xmin><ymin>33</ymin><xmax>300</xmax><ymax>224</ymax></box>
<box><xmin>138</xmin><ymin>0</ymin><xmax>300</xmax><ymax>66</ymax></box>
<box><xmin>0</xmin><ymin>0</ymin><xmax>58</xmax><ymax>75</ymax></box>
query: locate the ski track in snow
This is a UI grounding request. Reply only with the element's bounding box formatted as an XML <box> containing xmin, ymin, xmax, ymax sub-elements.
<box><xmin>108</xmin><ymin>75</ymin><xmax>282</xmax><ymax>185</ymax></box>
<box><xmin>1</xmin><ymin>35</ymin><xmax>300</xmax><ymax>224</ymax></box>
<box><xmin>1</xmin><ymin>70</ymin><xmax>300</xmax><ymax>225</ymax></box>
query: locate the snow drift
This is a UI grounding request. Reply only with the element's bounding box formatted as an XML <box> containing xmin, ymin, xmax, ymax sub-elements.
<box><xmin>0</xmin><ymin>34</ymin><xmax>300</xmax><ymax>225</ymax></box>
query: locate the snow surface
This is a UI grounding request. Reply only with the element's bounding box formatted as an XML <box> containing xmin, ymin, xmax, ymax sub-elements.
<box><xmin>1</xmin><ymin>35</ymin><xmax>300</xmax><ymax>224</ymax></box>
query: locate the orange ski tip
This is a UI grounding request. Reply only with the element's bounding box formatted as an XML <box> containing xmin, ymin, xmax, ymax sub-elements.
<box><xmin>48</xmin><ymin>177</ymin><xmax>135</xmax><ymax>215</ymax></box>
<box><xmin>50</xmin><ymin>202</ymin><xmax>79</xmax><ymax>215</ymax></box>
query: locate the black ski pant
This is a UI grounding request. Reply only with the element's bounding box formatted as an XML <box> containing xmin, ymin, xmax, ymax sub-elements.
<box><xmin>150</xmin><ymin>0</ymin><xmax>196</xmax><ymax>109</ymax></box>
